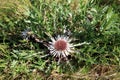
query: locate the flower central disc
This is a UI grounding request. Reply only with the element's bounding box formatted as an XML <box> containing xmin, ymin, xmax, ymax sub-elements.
<box><xmin>54</xmin><ymin>39</ymin><xmax>67</xmax><ymax>51</ymax></box>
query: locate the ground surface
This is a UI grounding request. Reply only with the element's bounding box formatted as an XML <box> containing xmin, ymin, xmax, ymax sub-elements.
<box><xmin>0</xmin><ymin>0</ymin><xmax>120</xmax><ymax>80</ymax></box>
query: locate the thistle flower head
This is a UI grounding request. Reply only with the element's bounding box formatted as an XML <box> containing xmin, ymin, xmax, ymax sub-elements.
<box><xmin>47</xmin><ymin>35</ymin><xmax>74</xmax><ymax>58</ymax></box>
<box><xmin>21</xmin><ymin>29</ymin><xmax>33</xmax><ymax>40</ymax></box>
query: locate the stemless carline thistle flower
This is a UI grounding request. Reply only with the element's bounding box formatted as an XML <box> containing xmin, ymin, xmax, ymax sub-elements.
<box><xmin>47</xmin><ymin>35</ymin><xmax>74</xmax><ymax>59</ymax></box>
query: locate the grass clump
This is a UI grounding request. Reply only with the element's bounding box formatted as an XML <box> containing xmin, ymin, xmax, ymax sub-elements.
<box><xmin>0</xmin><ymin>0</ymin><xmax>31</xmax><ymax>21</ymax></box>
